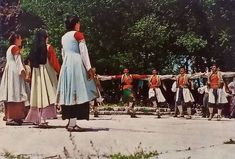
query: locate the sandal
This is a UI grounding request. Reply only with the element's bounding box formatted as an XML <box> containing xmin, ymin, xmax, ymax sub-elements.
<box><xmin>130</xmin><ymin>114</ymin><xmax>138</xmax><ymax>118</ymax></box>
<box><xmin>38</xmin><ymin>122</ymin><xmax>49</xmax><ymax>128</ymax></box>
<box><xmin>208</xmin><ymin>114</ymin><xmax>213</xmax><ymax>121</ymax></box>
<box><xmin>6</xmin><ymin>120</ymin><xmax>21</xmax><ymax>126</ymax></box>
<box><xmin>67</xmin><ymin>125</ymin><xmax>85</xmax><ymax>132</ymax></box>
<box><xmin>185</xmin><ymin>115</ymin><xmax>192</xmax><ymax>119</ymax></box>
<box><xmin>177</xmin><ymin>115</ymin><xmax>184</xmax><ymax>118</ymax></box>
<box><xmin>94</xmin><ymin>111</ymin><xmax>99</xmax><ymax>117</ymax></box>
<box><xmin>217</xmin><ymin>115</ymin><xmax>222</xmax><ymax>121</ymax></box>
<box><xmin>3</xmin><ymin>116</ymin><xmax>6</xmax><ymax>121</ymax></box>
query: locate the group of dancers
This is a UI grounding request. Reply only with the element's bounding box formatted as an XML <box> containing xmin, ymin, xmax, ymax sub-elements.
<box><xmin>0</xmin><ymin>15</ymin><xmax>97</xmax><ymax>132</ymax></box>
<box><xmin>0</xmin><ymin>15</ymin><xmax>234</xmax><ymax>132</ymax></box>
<box><xmin>95</xmin><ymin>65</ymin><xmax>235</xmax><ymax>120</ymax></box>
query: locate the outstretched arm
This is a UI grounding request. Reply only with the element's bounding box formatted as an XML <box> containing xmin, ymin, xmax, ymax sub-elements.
<box><xmin>97</xmin><ymin>75</ymin><xmax>113</xmax><ymax>81</ymax></box>
<box><xmin>221</xmin><ymin>72</ymin><xmax>235</xmax><ymax>78</ymax></box>
<box><xmin>112</xmin><ymin>75</ymin><xmax>122</xmax><ymax>79</ymax></box>
<box><xmin>132</xmin><ymin>74</ymin><xmax>148</xmax><ymax>79</ymax></box>
<box><xmin>189</xmin><ymin>72</ymin><xmax>207</xmax><ymax>79</ymax></box>
<box><xmin>159</xmin><ymin>75</ymin><xmax>174</xmax><ymax>80</ymax></box>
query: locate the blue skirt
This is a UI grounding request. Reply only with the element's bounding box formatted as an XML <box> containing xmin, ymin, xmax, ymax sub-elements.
<box><xmin>56</xmin><ymin>53</ymin><xmax>97</xmax><ymax>105</ymax></box>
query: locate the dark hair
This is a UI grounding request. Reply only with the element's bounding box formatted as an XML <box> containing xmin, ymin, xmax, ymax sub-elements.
<box><xmin>29</xmin><ymin>29</ymin><xmax>48</xmax><ymax>68</ymax></box>
<box><xmin>8</xmin><ymin>32</ymin><xmax>21</xmax><ymax>45</ymax></box>
<box><xmin>65</xmin><ymin>15</ymin><xmax>80</xmax><ymax>31</ymax></box>
<box><xmin>211</xmin><ymin>63</ymin><xmax>217</xmax><ymax>67</ymax></box>
<box><xmin>24</xmin><ymin>57</ymin><xmax>30</xmax><ymax>65</ymax></box>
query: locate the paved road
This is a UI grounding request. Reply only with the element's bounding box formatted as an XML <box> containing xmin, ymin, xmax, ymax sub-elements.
<box><xmin>0</xmin><ymin>113</ymin><xmax>234</xmax><ymax>158</ymax></box>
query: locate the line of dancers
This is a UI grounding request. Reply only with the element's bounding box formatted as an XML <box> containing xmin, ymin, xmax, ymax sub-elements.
<box><xmin>0</xmin><ymin>15</ymin><xmax>235</xmax><ymax>132</ymax></box>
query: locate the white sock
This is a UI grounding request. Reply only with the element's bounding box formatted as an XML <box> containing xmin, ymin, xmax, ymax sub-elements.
<box><xmin>209</xmin><ymin>107</ymin><xmax>213</xmax><ymax>114</ymax></box>
<box><xmin>68</xmin><ymin>118</ymin><xmax>76</xmax><ymax>127</ymax></box>
<box><xmin>178</xmin><ymin>105</ymin><xmax>183</xmax><ymax>115</ymax></box>
<box><xmin>90</xmin><ymin>101</ymin><xmax>95</xmax><ymax>106</ymax></box>
<box><xmin>187</xmin><ymin>107</ymin><xmax>191</xmax><ymax>116</ymax></box>
<box><xmin>40</xmin><ymin>116</ymin><xmax>47</xmax><ymax>124</ymax></box>
<box><xmin>129</xmin><ymin>102</ymin><xmax>133</xmax><ymax>108</ymax></box>
<box><xmin>152</xmin><ymin>101</ymin><xmax>157</xmax><ymax>108</ymax></box>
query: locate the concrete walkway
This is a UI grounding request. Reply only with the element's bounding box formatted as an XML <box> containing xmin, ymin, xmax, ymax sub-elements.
<box><xmin>0</xmin><ymin>113</ymin><xmax>235</xmax><ymax>158</ymax></box>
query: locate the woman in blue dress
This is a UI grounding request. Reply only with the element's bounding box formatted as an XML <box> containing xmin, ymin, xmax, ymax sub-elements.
<box><xmin>56</xmin><ymin>15</ymin><xmax>97</xmax><ymax>132</ymax></box>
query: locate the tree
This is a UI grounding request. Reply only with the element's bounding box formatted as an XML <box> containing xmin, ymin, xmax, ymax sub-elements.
<box><xmin>18</xmin><ymin>0</ymin><xmax>235</xmax><ymax>73</ymax></box>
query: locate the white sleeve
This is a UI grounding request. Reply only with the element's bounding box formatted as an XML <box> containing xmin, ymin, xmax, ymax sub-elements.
<box><xmin>14</xmin><ymin>54</ymin><xmax>25</xmax><ymax>74</ymax></box>
<box><xmin>61</xmin><ymin>48</ymin><xmax>65</xmax><ymax>61</ymax></box>
<box><xmin>190</xmin><ymin>72</ymin><xmax>202</xmax><ymax>79</ymax></box>
<box><xmin>98</xmin><ymin>75</ymin><xmax>112</xmax><ymax>81</ymax></box>
<box><xmin>160</xmin><ymin>75</ymin><xmax>173</xmax><ymax>80</ymax></box>
<box><xmin>142</xmin><ymin>75</ymin><xmax>151</xmax><ymax>81</ymax></box>
<box><xmin>79</xmin><ymin>42</ymin><xmax>91</xmax><ymax>71</ymax></box>
<box><xmin>171</xmin><ymin>82</ymin><xmax>177</xmax><ymax>92</ymax></box>
<box><xmin>222</xmin><ymin>72</ymin><xmax>235</xmax><ymax>78</ymax></box>
<box><xmin>228</xmin><ymin>82</ymin><xmax>233</xmax><ymax>88</ymax></box>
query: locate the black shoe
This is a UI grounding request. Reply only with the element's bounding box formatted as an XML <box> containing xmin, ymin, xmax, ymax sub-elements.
<box><xmin>130</xmin><ymin>114</ymin><xmax>138</xmax><ymax>118</ymax></box>
<box><xmin>67</xmin><ymin>125</ymin><xmax>85</xmax><ymax>132</ymax></box>
<box><xmin>3</xmin><ymin>116</ymin><xmax>6</xmax><ymax>121</ymax></box>
<box><xmin>15</xmin><ymin>119</ymin><xmax>23</xmax><ymax>125</ymax></box>
<box><xmin>94</xmin><ymin>112</ymin><xmax>99</xmax><ymax>117</ymax></box>
<box><xmin>6</xmin><ymin>120</ymin><xmax>21</xmax><ymax>126</ymax></box>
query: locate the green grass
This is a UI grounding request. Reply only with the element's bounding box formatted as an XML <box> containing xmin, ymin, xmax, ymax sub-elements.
<box><xmin>3</xmin><ymin>151</ymin><xmax>30</xmax><ymax>159</ymax></box>
<box><xmin>110</xmin><ymin>150</ymin><xmax>159</xmax><ymax>159</ymax></box>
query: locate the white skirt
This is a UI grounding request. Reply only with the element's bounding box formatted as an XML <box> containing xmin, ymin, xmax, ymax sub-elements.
<box><xmin>0</xmin><ymin>64</ymin><xmax>28</xmax><ymax>103</ymax></box>
<box><xmin>30</xmin><ymin>65</ymin><xmax>56</xmax><ymax>108</ymax></box>
<box><xmin>176</xmin><ymin>88</ymin><xmax>194</xmax><ymax>103</ymax></box>
<box><xmin>148</xmin><ymin>88</ymin><xmax>166</xmax><ymax>102</ymax></box>
<box><xmin>208</xmin><ymin>88</ymin><xmax>228</xmax><ymax>104</ymax></box>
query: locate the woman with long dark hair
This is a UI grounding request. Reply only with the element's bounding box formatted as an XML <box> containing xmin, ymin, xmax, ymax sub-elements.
<box><xmin>56</xmin><ymin>15</ymin><xmax>97</xmax><ymax>132</ymax></box>
<box><xmin>25</xmin><ymin>29</ymin><xmax>61</xmax><ymax>126</ymax></box>
<box><xmin>0</xmin><ymin>32</ymin><xmax>29</xmax><ymax>125</ymax></box>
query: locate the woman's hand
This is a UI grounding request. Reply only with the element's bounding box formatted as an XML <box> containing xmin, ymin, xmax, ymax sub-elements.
<box><xmin>88</xmin><ymin>68</ymin><xmax>95</xmax><ymax>80</ymax></box>
<box><xmin>20</xmin><ymin>70</ymin><xmax>26</xmax><ymax>79</ymax></box>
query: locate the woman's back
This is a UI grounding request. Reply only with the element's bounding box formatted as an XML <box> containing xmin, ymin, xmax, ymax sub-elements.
<box><xmin>62</xmin><ymin>31</ymin><xmax>80</xmax><ymax>54</ymax></box>
<box><xmin>6</xmin><ymin>45</ymin><xmax>17</xmax><ymax>64</ymax></box>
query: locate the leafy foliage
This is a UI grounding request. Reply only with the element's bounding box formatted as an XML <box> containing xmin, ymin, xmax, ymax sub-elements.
<box><xmin>0</xmin><ymin>0</ymin><xmax>234</xmax><ymax>73</ymax></box>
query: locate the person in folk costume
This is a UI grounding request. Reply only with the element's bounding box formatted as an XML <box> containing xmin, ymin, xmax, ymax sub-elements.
<box><xmin>228</xmin><ymin>77</ymin><xmax>235</xmax><ymax>118</ymax></box>
<box><xmin>56</xmin><ymin>15</ymin><xmax>98</xmax><ymax>132</ymax></box>
<box><xmin>0</xmin><ymin>32</ymin><xmax>29</xmax><ymax>125</ymax></box>
<box><xmin>23</xmin><ymin>57</ymin><xmax>32</xmax><ymax>117</ymax></box>
<box><xmin>171</xmin><ymin>81</ymin><xmax>179</xmax><ymax>117</ymax></box>
<box><xmin>222</xmin><ymin>78</ymin><xmax>232</xmax><ymax>118</ymax></box>
<box><xmin>112</xmin><ymin>68</ymin><xmax>147</xmax><ymax>118</ymax></box>
<box><xmin>198</xmin><ymin>82</ymin><xmax>209</xmax><ymax>118</ymax></box>
<box><xmin>90</xmin><ymin>67</ymin><xmax>112</xmax><ymax>117</ymax></box>
<box><xmin>148</xmin><ymin>69</ymin><xmax>173</xmax><ymax>118</ymax></box>
<box><xmin>207</xmin><ymin>64</ymin><xmax>228</xmax><ymax>121</ymax></box>
<box><xmin>175</xmin><ymin>66</ymin><xmax>194</xmax><ymax>119</ymax></box>
<box><xmin>25</xmin><ymin>29</ymin><xmax>61</xmax><ymax>126</ymax></box>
